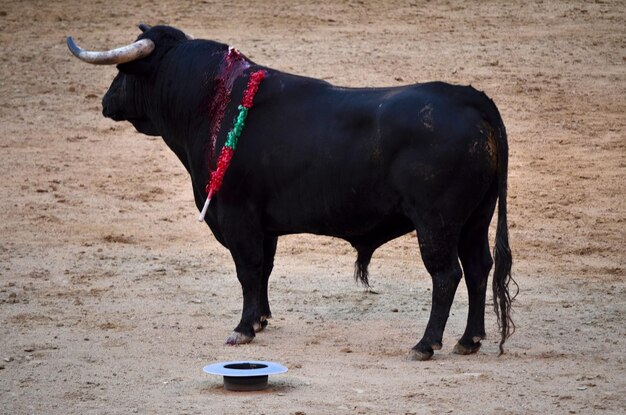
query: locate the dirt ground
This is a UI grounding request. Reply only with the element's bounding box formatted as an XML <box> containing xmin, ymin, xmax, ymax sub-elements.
<box><xmin>1</xmin><ymin>0</ymin><xmax>624</xmax><ymax>414</ymax></box>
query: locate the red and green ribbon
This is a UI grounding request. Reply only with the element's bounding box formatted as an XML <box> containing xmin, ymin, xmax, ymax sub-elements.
<box><xmin>198</xmin><ymin>69</ymin><xmax>266</xmax><ymax>221</ymax></box>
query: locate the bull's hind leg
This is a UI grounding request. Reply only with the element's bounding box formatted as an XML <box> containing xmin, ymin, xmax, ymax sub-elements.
<box><xmin>454</xmin><ymin>227</ymin><xmax>492</xmax><ymax>354</ymax></box>
<box><xmin>408</xmin><ymin>221</ymin><xmax>463</xmax><ymax>361</ymax></box>
<box><xmin>454</xmin><ymin>198</ymin><xmax>495</xmax><ymax>354</ymax></box>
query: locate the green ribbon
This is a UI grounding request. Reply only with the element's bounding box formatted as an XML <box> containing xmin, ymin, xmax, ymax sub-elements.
<box><xmin>225</xmin><ymin>105</ymin><xmax>249</xmax><ymax>149</ymax></box>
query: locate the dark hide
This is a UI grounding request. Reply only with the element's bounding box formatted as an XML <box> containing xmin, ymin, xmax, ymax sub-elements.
<box><xmin>95</xmin><ymin>25</ymin><xmax>514</xmax><ymax>360</ymax></box>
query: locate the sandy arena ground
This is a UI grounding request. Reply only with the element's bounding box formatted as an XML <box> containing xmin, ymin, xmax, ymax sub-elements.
<box><xmin>1</xmin><ymin>1</ymin><xmax>624</xmax><ymax>414</ymax></box>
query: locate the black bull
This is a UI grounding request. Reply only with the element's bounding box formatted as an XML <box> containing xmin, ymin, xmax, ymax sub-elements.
<box><xmin>68</xmin><ymin>25</ymin><xmax>514</xmax><ymax>360</ymax></box>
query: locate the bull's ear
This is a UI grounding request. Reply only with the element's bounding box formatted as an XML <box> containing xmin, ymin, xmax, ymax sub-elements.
<box><xmin>138</xmin><ymin>23</ymin><xmax>151</xmax><ymax>33</ymax></box>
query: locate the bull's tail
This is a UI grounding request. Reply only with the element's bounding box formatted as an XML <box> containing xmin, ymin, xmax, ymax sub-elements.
<box><xmin>489</xmin><ymin>102</ymin><xmax>517</xmax><ymax>355</ymax></box>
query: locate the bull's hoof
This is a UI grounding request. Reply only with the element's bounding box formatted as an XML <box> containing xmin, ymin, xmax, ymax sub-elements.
<box><xmin>407</xmin><ymin>348</ymin><xmax>434</xmax><ymax>361</ymax></box>
<box><xmin>225</xmin><ymin>331</ymin><xmax>254</xmax><ymax>345</ymax></box>
<box><xmin>453</xmin><ymin>340</ymin><xmax>482</xmax><ymax>355</ymax></box>
<box><xmin>253</xmin><ymin>317</ymin><xmax>269</xmax><ymax>333</ymax></box>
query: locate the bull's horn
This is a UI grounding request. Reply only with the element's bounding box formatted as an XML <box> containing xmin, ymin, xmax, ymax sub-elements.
<box><xmin>66</xmin><ymin>36</ymin><xmax>155</xmax><ymax>65</ymax></box>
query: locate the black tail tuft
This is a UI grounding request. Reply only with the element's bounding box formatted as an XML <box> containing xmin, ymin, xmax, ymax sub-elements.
<box><xmin>354</xmin><ymin>248</ymin><xmax>373</xmax><ymax>287</ymax></box>
<box><xmin>493</xmin><ymin>201</ymin><xmax>517</xmax><ymax>354</ymax></box>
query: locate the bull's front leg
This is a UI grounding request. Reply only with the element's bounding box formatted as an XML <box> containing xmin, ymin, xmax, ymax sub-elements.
<box><xmin>254</xmin><ymin>236</ymin><xmax>278</xmax><ymax>333</ymax></box>
<box><xmin>224</xmin><ymin>242</ymin><xmax>266</xmax><ymax>345</ymax></box>
<box><xmin>220</xmin><ymin>210</ymin><xmax>272</xmax><ymax>345</ymax></box>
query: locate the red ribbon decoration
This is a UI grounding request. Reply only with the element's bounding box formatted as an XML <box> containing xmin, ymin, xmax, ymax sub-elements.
<box><xmin>198</xmin><ymin>68</ymin><xmax>266</xmax><ymax>221</ymax></box>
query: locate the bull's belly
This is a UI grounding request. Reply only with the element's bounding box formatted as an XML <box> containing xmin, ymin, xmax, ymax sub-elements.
<box><xmin>266</xmin><ymin>212</ymin><xmax>414</xmax><ymax>242</ymax></box>
<box><xmin>263</xmin><ymin>188</ymin><xmax>407</xmax><ymax>238</ymax></box>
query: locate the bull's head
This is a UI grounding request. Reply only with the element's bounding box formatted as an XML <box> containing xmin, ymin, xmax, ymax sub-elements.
<box><xmin>67</xmin><ymin>24</ymin><xmax>191</xmax><ymax>136</ymax></box>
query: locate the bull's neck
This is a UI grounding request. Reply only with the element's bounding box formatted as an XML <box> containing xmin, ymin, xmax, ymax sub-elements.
<box><xmin>149</xmin><ymin>43</ymin><xmax>262</xmax><ymax>183</ymax></box>
<box><xmin>149</xmin><ymin>44</ymin><xmax>233</xmax><ymax>152</ymax></box>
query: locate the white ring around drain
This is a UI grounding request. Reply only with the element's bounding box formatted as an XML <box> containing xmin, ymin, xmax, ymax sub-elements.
<box><xmin>203</xmin><ymin>361</ymin><xmax>288</xmax><ymax>377</ymax></box>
